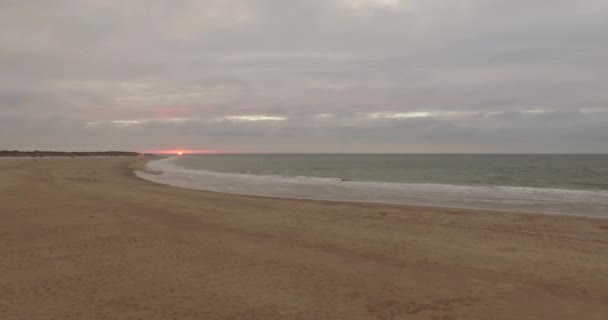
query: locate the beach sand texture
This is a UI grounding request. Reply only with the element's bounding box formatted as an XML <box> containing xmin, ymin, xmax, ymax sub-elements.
<box><xmin>1</xmin><ymin>157</ymin><xmax>607</xmax><ymax>319</ymax></box>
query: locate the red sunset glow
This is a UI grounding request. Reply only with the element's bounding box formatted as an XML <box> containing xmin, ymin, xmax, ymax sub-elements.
<box><xmin>151</xmin><ymin>107</ymin><xmax>192</xmax><ymax>118</ymax></box>
<box><xmin>142</xmin><ymin>149</ymin><xmax>227</xmax><ymax>155</ymax></box>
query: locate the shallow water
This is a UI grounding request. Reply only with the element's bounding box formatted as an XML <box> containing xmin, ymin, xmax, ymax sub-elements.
<box><xmin>171</xmin><ymin>154</ymin><xmax>608</xmax><ymax>191</ymax></box>
<box><xmin>137</xmin><ymin>155</ymin><xmax>608</xmax><ymax>218</ymax></box>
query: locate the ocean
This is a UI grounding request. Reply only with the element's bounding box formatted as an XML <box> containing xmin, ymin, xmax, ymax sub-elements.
<box><xmin>137</xmin><ymin>154</ymin><xmax>608</xmax><ymax>218</ymax></box>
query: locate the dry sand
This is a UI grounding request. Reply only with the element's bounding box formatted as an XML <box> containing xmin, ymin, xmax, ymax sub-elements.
<box><xmin>1</xmin><ymin>157</ymin><xmax>607</xmax><ymax>319</ymax></box>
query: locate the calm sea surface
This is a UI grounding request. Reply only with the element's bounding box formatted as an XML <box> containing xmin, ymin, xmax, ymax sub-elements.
<box><xmin>138</xmin><ymin>154</ymin><xmax>608</xmax><ymax>217</ymax></box>
<box><xmin>171</xmin><ymin>154</ymin><xmax>608</xmax><ymax>191</ymax></box>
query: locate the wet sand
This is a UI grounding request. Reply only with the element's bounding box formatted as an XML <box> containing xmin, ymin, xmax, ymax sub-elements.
<box><xmin>1</xmin><ymin>157</ymin><xmax>607</xmax><ymax>319</ymax></box>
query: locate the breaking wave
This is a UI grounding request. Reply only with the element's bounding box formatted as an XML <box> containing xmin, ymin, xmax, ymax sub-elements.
<box><xmin>136</xmin><ymin>157</ymin><xmax>608</xmax><ymax>218</ymax></box>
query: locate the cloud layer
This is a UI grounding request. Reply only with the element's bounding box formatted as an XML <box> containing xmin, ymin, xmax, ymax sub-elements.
<box><xmin>1</xmin><ymin>0</ymin><xmax>607</xmax><ymax>152</ymax></box>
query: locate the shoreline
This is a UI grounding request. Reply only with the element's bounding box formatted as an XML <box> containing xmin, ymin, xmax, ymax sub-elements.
<box><xmin>2</xmin><ymin>157</ymin><xmax>607</xmax><ymax>319</ymax></box>
<box><xmin>136</xmin><ymin>157</ymin><xmax>608</xmax><ymax>219</ymax></box>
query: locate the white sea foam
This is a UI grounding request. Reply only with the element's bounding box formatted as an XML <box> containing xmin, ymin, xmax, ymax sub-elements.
<box><xmin>136</xmin><ymin>157</ymin><xmax>608</xmax><ymax>218</ymax></box>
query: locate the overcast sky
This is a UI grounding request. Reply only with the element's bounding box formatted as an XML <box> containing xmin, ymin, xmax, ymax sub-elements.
<box><xmin>1</xmin><ymin>0</ymin><xmax>607</xmax><ymax>153</ymax></box>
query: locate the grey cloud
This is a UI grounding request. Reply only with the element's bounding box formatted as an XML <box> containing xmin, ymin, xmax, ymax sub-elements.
<box><xmin>1</xmin><ymin>0</ymin><xmax>607</xmax><ymax>152</ymax></box>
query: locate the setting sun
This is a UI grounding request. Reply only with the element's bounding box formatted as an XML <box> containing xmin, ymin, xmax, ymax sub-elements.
<box><xmin>141</xmin><ymin>149</ymin><xmax>220</xmax><ymax>155</ymax></box>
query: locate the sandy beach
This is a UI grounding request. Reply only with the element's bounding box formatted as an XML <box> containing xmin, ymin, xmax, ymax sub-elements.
<box><xmin>1</xmin><ymin>157</ymin><xmax>607</xmax><ymax>320</ymax></box>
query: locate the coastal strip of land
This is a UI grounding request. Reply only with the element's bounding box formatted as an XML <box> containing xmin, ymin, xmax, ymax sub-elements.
<box><xmin>0</xmin><ymin>150</ymin><xmax>140</xmax><ymax>157</ymax></box>
<box><xmin>1</xmin><ymin>157</ymin><xmax>607</xmax><ymax>319</ymax></box>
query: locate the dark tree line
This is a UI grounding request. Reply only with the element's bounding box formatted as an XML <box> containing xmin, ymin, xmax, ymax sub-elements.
<box><xmin>0</xmin><ymin>150</ymin><xmax>140</xmax><ymax>157</ymax></box>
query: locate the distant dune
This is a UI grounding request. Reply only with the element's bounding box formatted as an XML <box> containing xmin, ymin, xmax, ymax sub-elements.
<box><xmin>0</xmin><ymin>150</ymin><xmax>140</xmax><ymax>157</ymax></box>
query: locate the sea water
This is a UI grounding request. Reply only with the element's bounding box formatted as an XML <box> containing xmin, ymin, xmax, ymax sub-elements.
<box><xmin>136</xmin><ymin>154</ymin><xmax>608</xmax><ymax>218</ymax></box>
